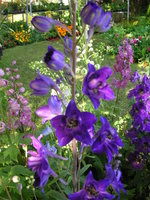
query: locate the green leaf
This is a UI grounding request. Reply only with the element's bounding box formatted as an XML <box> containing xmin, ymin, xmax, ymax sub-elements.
<box><xmin>77</xmin><ymin>164</ymin><xmax>91</xmax><ymax>177</ymax></box>
<box><xmin>3</xmin><ymin>145</ymin><xmax>20</xmax><ymax>162</ymax></box>
<box><xmin>9</xmin><ymin>165</ymin><xmax>32</xmax><ymax>177</ymax></box>
<box><xmin>46</xmin><ymin>190</ymin><xmax>67</xmax><ymax>200</ymax></box>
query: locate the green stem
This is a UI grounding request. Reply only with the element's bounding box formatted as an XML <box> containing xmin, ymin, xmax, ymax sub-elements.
<box><xmin>71</xmin><ymin>0</ymin><xmax>77</xmax><ymax>193</ymax></box>
<box><xmin>56</xmin><ymin>182</ymin><xmax>68</xmax><ymax>199</ymax></box>
<box><xmin>0</xmin><ymin>176</ymin><xmax>12</xmax><ymax>200</ymax></box>
<box><xmin>112</xmin><ymin>88</ymin><xmax>120</xmax><ymax>120</ymax></box>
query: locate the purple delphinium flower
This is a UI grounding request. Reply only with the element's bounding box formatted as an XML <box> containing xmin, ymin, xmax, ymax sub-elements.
<box><xmin>105</xmin><ymin>164</ymin><xmax>126</xmax><ymax>200</ymax></box>
<box><xmin>80</xmin><ymin>1</ymin><xmax>112</xmax><ymax>32</ymax></box>
<box><xmin>36</xmin><ymin>95</ymin><xmax>63</xmax><ymax>124</ymax></box>
<box><xmin>137</xmin><ymin>136</ymin><xmax>150</xmax><ymax>154</ymax></box>
<box><xmin>130</xmin><ymin>71</ymin><xmax>140</xmax><ymax>83</ymax></box>
<box><xmin>26</xmin><ymin>134</ymin><xmax>67</xmax><ymax>192</ymax></box>
<box><xmin>0</xmin><ymin>121</ymin><xmax>6</xmax><ymax>133</ymax></box>
<box><xmin>31</xmin><ymin>16</ymin><xmax>72</xmax><ymax>34</ymax></box>
<box><xmin>30</xmin><ymin>70</ymin><xmax>59</xmax><ymax>96</ymax></box>
<box><xmin>83</xmin><ymin>63</ymin><xmax>115</xmax><ymax>110</ymax></box>
<box><xmin>92</xmin><ymin>117</ymin><xmax>123</xmax><ymax>163</ymax></box>
<box><xmin>69</xmin><ymin>171</ymin><xmax>115</xmax><ymax>200</ymax></box>
<box><xmin>51</xmin><ymin>100</ymin><xmax>97</xmax><ymax>146</ymax></box>
<box><xmin>128</xmin><ymin>152</ymin><xmax>145</xmax><ymax>170</ymax></box>
<box><xmin>31</xmin><ymin>16</ymin><xmax>55</xmax><ymax>33</ymax></box>
<box><xmin>128</xmin><ymin>75</ymin><xmax>150</xmax><ymax>100</ymax></box>
<box><xmin>44</xmin><ymin>46</ymin><xmax>65</xmax><ymax>71</ymax></box>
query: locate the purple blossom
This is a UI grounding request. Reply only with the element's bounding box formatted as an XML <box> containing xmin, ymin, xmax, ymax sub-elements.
<box><xmin>31</xmin><ymin>16</ymin><xmax>55</xmax><ymax>33</ymax></box>
<box><xmin>80</xmin><ymin>1</ymin><xmax>112</xmax><ymax>32</ymax></box>
<box><xmin>44</xmin><ymin>46</ymin><xmax>65</xmax><ymax>71</ymax></box>
<box><xmin>31</xmin><ymin>16</ymin><xmax>72</xmax><ymax>34</ymax></box>
<box><xmin>128</xmin><ymin>152</ymin><xmax>145</xmax><ymax>170</ymax></box>
<box><xmin>51</xmin><ymin>100</ymin><xmax>97</xmax><ymax>146</ymax></box>
<box><xmin>36</xmin><ymin>95</ymin><xmax>63</xmax><ymax>124</ymax></box>
<box><xmin>130</xmin><ymin>71</ymin><xmax>140</xmax><ymax>83</ymax></box>
<box><xmin>69</xmin><ymin>171</ymin><xmax>115</xmax><ymax>200</ymax></box>
<box><xmin>26</xmin><ymin>134</ymin><xmax>67</xmax><ymax>192</ymax></box>
<box><xmin>105</xmin><ymin>164</ymin><xmax>126</xmax><ymax>200</ymax></box>
<box><xmin>83</xmin><ymin>63</ymin><xmax>115</xmax><ymax>110</ymax></box>
<box><xmin>92</xmin><ymin>117</ymin><xmax>123</xmax><ymax>163</ymax></box>
<box><xmin>30</xmin><ymin>70</ymin><xmax>59</xmax><ymax>96</ymax></box>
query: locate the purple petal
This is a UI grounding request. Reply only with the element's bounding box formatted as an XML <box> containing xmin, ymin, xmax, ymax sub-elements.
<box><xmin>31</xmin><ymin>16</ymin><xmax>54</xmax><ymax>32</ymax></box>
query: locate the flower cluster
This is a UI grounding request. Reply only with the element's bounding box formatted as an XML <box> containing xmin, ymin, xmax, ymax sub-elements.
<box><xmin>127</xmin><ymin>73</ymin><xmax>150</xmax><ymax>169</ymax></box>
<box><xmin>112</xmin><ymin>38</ymin><xmax>133</xmax><ymax>88</ymax></box>
<box><xmin>56</xmin><ymin>25</ymin><xmax>72</xmax><ymax>37</ymax></box>
<box><xmin>11</xmin><ymin>30</ymin><xmax>30</xmax><ymax>43</ymax></box>
<box><xmin>3</xmin><ymin>62</ymin><xmax>35</xmax><ymax>131</ymax></box>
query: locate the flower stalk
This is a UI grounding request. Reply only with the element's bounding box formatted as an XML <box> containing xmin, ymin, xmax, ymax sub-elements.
<box><xmin>71</xmin><ymin>0</ymin><xmax>77</xmax><ymax>192</ymax></box>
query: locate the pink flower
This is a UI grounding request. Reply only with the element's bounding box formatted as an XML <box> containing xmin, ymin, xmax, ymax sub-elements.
<box><xmin>15</xmin><ymin>74</ymin><xmax>20</xmax><ymax>79</ymax></box>
<box><xmin>0</xmin><ymin>69</ymin><xmax>5</xmax><ymax>77</ymax></box>
<box><xmin>6</xmin><ymin>68</ymin><xmax>10</xmax><ymax>71</ymax></box>
<box><xmin>148</xmin><ymin>47</ymin><xmax>150</xmax><ymax>52</ymax></box>
<box><xmin>133</xmin><ymin>38</ymin><xmax>137</xmax><ymax>43</ymax></box>
<box><xmin>19</xmin><ymin>87</ymin><xmax>25</xmax><ymax>93</ymax></box>
<box><xmin>17</xmin><ymin>82</ymin><xmax>23</xmax><ymax>87</ymax></box>
<box><xmin>12</xmin><ymin>60</ymin><xmax>16</xmax><ymax>66</ymax></box>
<box><xmin>13</xmin><ymin>68</ymin><xmax>18</xmax><ymax>72</ymax></box>
<box><xmin>6</xmin><ymin>89</ymin><xmax>15</xmax><ymax>96</ymax></box>
<box><xmin>0</xmin><ymin>79</ymin><xmax>8</xmax><ymax>87</ymax></box>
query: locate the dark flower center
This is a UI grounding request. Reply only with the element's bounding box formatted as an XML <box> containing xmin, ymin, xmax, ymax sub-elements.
<box><xmin>85</xmin><ymin>184</ymin><xmax>99</xmax><ymax>197</ymax></box>
<box><xmin>107</xmin><ymin>133</ymin><xmax>113</xmax><ymax>140</ymax></box>
<box><xmin>45</xmin><ymin>49</ymin><xmax>54</xmax><ymax>62</ymax></box>
<box><xmin>143</xmin><ymin>142</ymin><xmax>148</xmax><ymax>150</ymax></box>
<box><xmin>66</xmin><ymin>118</ymin><xmax>79</xmax><ymax>128</ymax></box>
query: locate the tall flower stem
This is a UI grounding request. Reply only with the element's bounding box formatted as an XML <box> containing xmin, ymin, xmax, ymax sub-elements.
<box><xmin>0</xmin><ymin>176</ymin><xmax>12</xmax><ymax>200</ymax></box>
<box><xmin>71</xmin><ymin>0</ymin><xmax>77</xmax><ymax>192</ymax></box>
<box><xmin>112</xmin><ymin>88</ymin><xmax>120</xmax><ymax>121</ymax></box>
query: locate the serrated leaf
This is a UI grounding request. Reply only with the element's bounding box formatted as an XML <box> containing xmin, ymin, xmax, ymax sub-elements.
<box><xmin>9</xmin><ymin>165</ymin><xmax>32</xmax><ymax>177</ymax></box>
<box><xmin>46</xmin><ymin>190</ymin><xmax>67</xmax><ymax>200</ymax></box>
<box><xmin>77</xmin><ymin>164</ymin><xmax>91</xmax><ymax>177</ymax></box>
<box><xmin>3</xmin><ymin>145</ymin><xmax>19</xmax><ymax>162</ymax></box>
